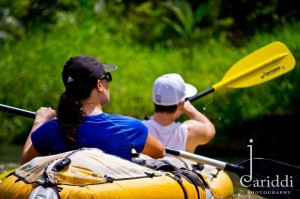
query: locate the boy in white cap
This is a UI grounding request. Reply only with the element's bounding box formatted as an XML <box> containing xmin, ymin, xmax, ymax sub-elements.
<box><xmin>142</xmin><ymin>73</ymin><xmax>215</xmax><ymax>153</ymax></box>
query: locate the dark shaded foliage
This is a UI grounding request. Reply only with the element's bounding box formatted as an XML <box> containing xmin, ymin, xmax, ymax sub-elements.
<box><xmin>197</xmin><ymin>112</ymin><xmax>300</xmax><ymax>165</ymax></box>
<box><xmin>21</xmin><ymin>0</ymin><xmax>61</xmax><ymax>30</ymax></box>
<box><xmin>1</xmin><ymin>0</ymin><xmax>300</xmax><ymax>45</ymax></box>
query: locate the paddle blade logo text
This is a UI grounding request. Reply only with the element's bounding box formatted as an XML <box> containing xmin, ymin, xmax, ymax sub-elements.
<box><xmin>260</xmin><ymin>66</ymin><xmax>282</xmax><ymax>79</ymax></box>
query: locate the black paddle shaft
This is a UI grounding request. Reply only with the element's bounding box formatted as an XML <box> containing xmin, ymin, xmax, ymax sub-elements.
<box><xmin>0</xmin><ymin>104</ymin><xmax>36</xmax><ymax>119</ymax></box>
<box><xmin>186</xmin><ymin>87</ymin><xmax>215</xmax><ymax>102</ymax></box>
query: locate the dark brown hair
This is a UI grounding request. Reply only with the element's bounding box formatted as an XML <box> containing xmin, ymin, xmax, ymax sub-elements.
<box><xmin>154</xmin><ymin>103</ymin><xmax>178</xmax><ymax>114</ymax></box>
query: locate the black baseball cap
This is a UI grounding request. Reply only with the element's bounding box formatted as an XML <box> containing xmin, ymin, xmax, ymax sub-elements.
<box><xmin>62</xmin><ymin>55</ymin><xmax>117</xmax><ymax>89</ymax></box>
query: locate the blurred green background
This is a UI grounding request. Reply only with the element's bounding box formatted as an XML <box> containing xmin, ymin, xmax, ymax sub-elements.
<box><xmin>0</xmin><ymin>0</ymin><xmax>299</xmax><ymax>164</ymax></box>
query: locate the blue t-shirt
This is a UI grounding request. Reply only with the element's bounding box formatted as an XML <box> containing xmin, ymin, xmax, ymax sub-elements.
<box><xmin>31</xmin><ymin>113</ymin><xmax>148</xmax><ymax>160</ymax></box>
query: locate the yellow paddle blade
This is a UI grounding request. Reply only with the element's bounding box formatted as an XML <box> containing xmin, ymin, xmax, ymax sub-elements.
<box><xmin>213</xmin><ymin>42</ymin><xmax>296</xmax><ymax>91</ymax></box>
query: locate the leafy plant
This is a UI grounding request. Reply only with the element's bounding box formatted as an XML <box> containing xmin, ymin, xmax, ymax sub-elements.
<box><xmin>161</xmin><ymin>0</ymin><xmax>211</xmax><ymax>63</ymax></box>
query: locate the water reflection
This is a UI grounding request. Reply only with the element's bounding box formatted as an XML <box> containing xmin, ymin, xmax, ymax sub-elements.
<box><xmin>0</xmin><ymin>145</ymin><xmax>22</xmax><ymax>174</ymax></box>
<box><xmin>227</xmin><ymin>172</ymin><xmax>264</xmax><ymax>199</ymax></box>
<box><xmin>0</xmin><ymin>163</ymin><xmax>19</xmax><ymax>174</ymax></box>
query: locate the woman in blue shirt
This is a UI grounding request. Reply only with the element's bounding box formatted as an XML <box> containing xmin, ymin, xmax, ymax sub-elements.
<box><xmin>21</xmin><ymin>55</ymin><xmax>165</xmax><ymax>164</ymax></box>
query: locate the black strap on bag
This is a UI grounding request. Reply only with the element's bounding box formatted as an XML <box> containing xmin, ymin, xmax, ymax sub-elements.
<box><xmin>150</xmin><ymin>160</ymin><xmax>207</xmax><ymax>199</ymax></box>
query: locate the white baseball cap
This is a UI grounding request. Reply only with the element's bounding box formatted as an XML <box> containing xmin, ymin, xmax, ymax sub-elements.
<box><xmin>152</xmin><ymin>73</ymin><xmax>197</xmax><ymax>106</ymax></box>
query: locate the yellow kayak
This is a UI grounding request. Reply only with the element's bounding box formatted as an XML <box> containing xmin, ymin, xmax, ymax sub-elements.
<box><xmin>0</xmin><ymin>148</ymin><xmax>233</xmax><ymax>199</ymax></box>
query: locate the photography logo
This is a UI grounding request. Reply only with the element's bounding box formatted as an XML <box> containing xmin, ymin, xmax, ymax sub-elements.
<box><xmin>240</xmin><ymin>139</ymin><xmax>294</xmax><ymax>197</ymax></box>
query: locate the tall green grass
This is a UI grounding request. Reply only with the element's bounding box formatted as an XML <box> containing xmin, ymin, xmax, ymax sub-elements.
<box><xmin>0</xmin><ymin>19</ymin><xmax>299</xmax><ymax>144</ymax></box>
